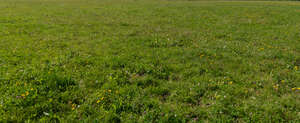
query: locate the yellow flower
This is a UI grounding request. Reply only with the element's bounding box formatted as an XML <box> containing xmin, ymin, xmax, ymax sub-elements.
<box><xmin>49</xmin><ymin>98</ymin><xmax>53</xmax><ymax>102</ymax></box>
<box><xmin>108</xmin><ymin>90</ymin><xmax>111</xmax><ymax>93</ymax></box>
<box><xmin>96</xmin><ymin>100</ymin><xmax>101</xmax><ymax>103</ymax></box>
<box><xmin>281</xmin><ymin>80</ymin><xmax>285</xmax><ymax>83</ymax></box>
<box><xmin>228</xmin><ymin>81</ymin><xmax>233</xmax><ymax>85</ymax></box>
<box><xmin>215</xmin><ymin>95</ymin><xmax>221</xmax><ymax>99</ymax></box>
<box><xmin>294</xmin><ymin>66</ymin><xmax>298</xmax><ymax>71</ymax></box>
<box><xmin>292</xmin><ymin>88</ymin><xmax>296</xmax><ymax>91</ymax></box>
<box><xmin>21</xmin><ymin>94</ymin><xmax>25</xmax><ymax>97</ymax></box>
<box><xmin>297</xmin><ymin>88</ymin><xmax>300</xmax><ymax>90</ymax></box>
<box><xmin>273</xmin><ymin>84</ymin><xmax>279</xmax><ymax>90</ymax></box>
<box><xmin>101</xmin><ymin>97</ymin><xmax>104</xmax><ymax>100</ymax></box>
<box><xmin>30</xmin><ymin>88</ymin><xmax>34</xmax><ymax>91</ymax></box>
<box><xmin>72</xmin><ymin>104</ymin><xmax>76</xmax><ymax>110</ymax></box>
<box><xmin>26</xmin><ymin>91</ymin><xmax>29</xmax><ymax>96</ymax></box>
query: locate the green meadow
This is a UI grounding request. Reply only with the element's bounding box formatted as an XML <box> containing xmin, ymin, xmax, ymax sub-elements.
<box><xmin>0</xmin><ymin>0</ymin><xmax>299</xmax><ymax>122</ymax></box>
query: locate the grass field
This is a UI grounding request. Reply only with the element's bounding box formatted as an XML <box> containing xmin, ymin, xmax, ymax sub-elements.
<box><xmin>0</xmin><ymin>0</ymin><xmax>300</xmax><ymax>122</ymax></box>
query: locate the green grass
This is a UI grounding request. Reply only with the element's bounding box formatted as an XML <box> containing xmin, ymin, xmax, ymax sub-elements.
<box><xmin>0</xmin><ymin>0</ymin><xmax>300</xmax><ymax>122</ymax></box>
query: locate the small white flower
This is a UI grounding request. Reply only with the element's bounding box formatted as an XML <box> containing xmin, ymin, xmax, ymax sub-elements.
<box><xmin>43</xmin><ymin>112</ymin><xmax>49</xmax><ymax>116</ymax></box>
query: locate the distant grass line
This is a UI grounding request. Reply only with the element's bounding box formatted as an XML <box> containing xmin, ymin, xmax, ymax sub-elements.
<box><xmin>172</xmin><ymin>0</ymin><xmax>300</xmax><ymax>1</ymax></box>
<box><xmin>176</xmin><ymin>0</ymin><xmax>300</xmax><ymax>2</ymax></box>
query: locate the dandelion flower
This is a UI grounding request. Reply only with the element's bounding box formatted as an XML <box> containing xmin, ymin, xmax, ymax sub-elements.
<box><xmin>273</xmin><ymin>84</ymin><xmax>279</xmax><ymax>90</ymax></box>
<box><xmin>72</xmin><ymin>104</ymin><xmax>76</xmax><ymax>110</ymax></box>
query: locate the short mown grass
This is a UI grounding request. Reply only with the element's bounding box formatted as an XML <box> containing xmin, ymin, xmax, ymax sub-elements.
<box><xmin>0</xmin><ymin>0</ymin><xmax>299</xmax><ymax>122</ymax></box>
